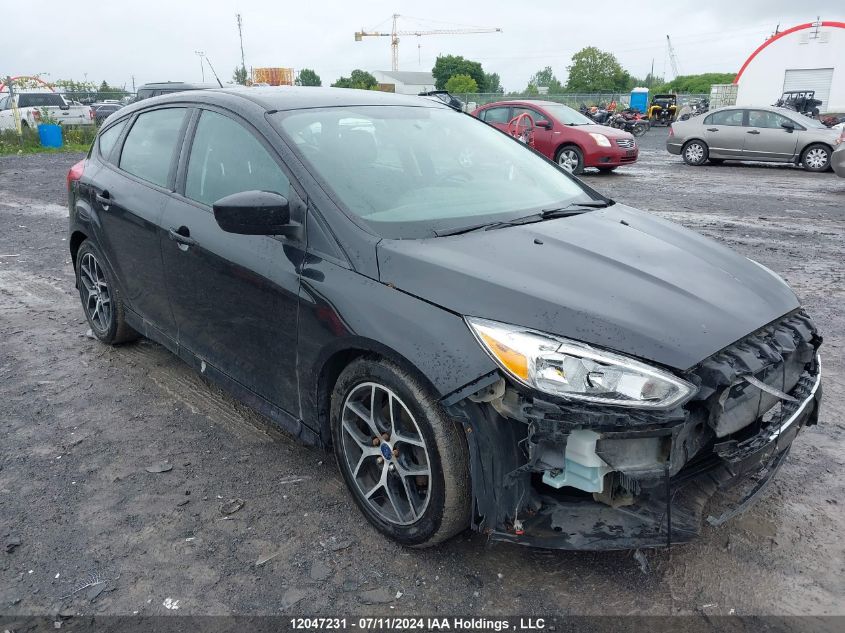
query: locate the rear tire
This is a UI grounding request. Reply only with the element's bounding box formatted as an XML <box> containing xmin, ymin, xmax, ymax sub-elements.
<box><xmin>801</xmin><ymin>143</ymin><xmax>831</xmax><ymax>172</ymax></box>
<box><xmin>632</xmin><ymin>123</ymin><xmax>648</xmax><ymax>137</ymax></box>
<box><xmin>330</xmin><ymin>358</ymin><xmax>471</xmax><ymax>547</ymax></box>
<box><xmin>75</xmin><ymin>241</ymin><xmax>138</xmax><ymax>345</ymax></box>
<box><xmin>555</xmin><ymin>145</ymin><xmax>584</xmax><ymax>175</ymax></box>
<box><xmin>682</xmin><ymin>140</ymin><xmax>708</xmax><ymax>166</ymax></box>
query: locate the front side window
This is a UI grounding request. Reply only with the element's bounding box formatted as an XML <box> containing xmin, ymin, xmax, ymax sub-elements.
<box><xmin>185</xmin><ymin>110</ymin><xmax>290</xmax><ymax>206</ymax></box>
<box><xmin>119</xmin><ymin>108</ymin><xmax>186</xmax><ymax>187</ymax></box>
<box><xmin>275</xmin><ymin>105</ymin><xmax>592</xmax><ymax>239</ymax></box>
<box><xmin>705</xmin><ymin>109</ymin><xmax>744</xmax><ymax>126</ymax></box>
<box><xmin>748</xmin><ymin>110</ymin><xmax>792</xmax><ymax>129</ymax></box>
<box><xmin>98</xmin><ymin>119</ymin><xmax>127</xmax><ymax>162</ymax></box>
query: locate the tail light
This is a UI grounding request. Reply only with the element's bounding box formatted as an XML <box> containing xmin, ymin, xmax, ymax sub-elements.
<box><xmin>668</xmin><ymin>125</ymin><xmax>674</xmax><ymax>137</ymax></box>
<box><xmin>32</xmin><ymin>109</ymin><xmax>41</xmax><ymax>123</ymax></box>
<box><xmin>89</xmin><ymin>107</ymin><xmax>95</xmax><ymax>120</ymax></box>
<box><xmin>67</xmin><ymin>159</ymin><xmax>86</xmax><ymax>191</ymax></box>
<box><xmin>836</xmin><ymin>127</ymin><xmax>845</xmax><ymax>146</ymax></box>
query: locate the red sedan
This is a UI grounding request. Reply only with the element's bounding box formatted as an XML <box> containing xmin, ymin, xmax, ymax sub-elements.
<box><xmin>472</xmin><ymin>100</ymin><xmax>639</xmax><ymax>174</ymax></box>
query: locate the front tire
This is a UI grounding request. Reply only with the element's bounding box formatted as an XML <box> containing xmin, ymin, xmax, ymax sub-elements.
<box><xmin>555</xmin><ymin>145</ymin><xmax>584</xmax><ymax>174</ymax></box>
<box><xmin>801</xmin><ymin>143</ymin><xmax>831</xmax><ymax>172</ymax></box>
<box><xmin>330</xmin><ymin>358</ymin><xmax>470</xmax><ymax>547</ymax></box>
<box><xmin>75</xmin><ymin>241</ymin><xmax>138</xmax><ymax>345</ymax></box>
<box><xmin>682</xmin><ymin>140</ymin><xmax>708</xmax><ymax>166</ymax></box>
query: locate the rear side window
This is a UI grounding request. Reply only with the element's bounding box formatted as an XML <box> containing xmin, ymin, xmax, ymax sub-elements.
<box><xmin>119</xmin><ymin>108</ymin><xmax>186</xmax><ymax>187</ymax></box>
<box><xmin>482</xmin><ymin>107</ymin><xmax>510</xmax><ymax>124</ymax></box>
<box><xmin>98</xmin><ymin>119</ymin><xmax>127</xmax><ymax>163</ymax></box>
<box><xmin>17</xmin><ymin>93</ymin><xmax>66</xmax><ymax>107</ymax></box>
<box><xmin>705</xmin><ymin>110</ymin><xmax>744</xmax><ymax>126</ymax></box>
<box><xmin>185</xmin><ymin>110</ymin><xmax>289</xmax><ymax>206</ymax></box>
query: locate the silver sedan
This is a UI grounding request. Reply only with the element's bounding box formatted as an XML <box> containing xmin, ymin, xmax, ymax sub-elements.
<box><xmin>667</xmin><ymin>106</ymin><xmax>841</xmax><ymax>172</ymax></box>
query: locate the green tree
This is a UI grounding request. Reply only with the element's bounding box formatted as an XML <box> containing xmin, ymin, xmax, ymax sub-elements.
<box><xmin>332</xmin><ymin>69</ymin><xmax>377</xmax><ymax>90</ymax></box>
<box><xmin>484</xmin><ymin>72</ymin><xmax>503</xmax><ymax>94</ymax></box>
<box><xmin>662</xmin><ymin>72</ymin><xmax>736</xmax><ymax>93</ymax></box>
<box><xmin>296</xmin><ymin>68</ymin><xmax>322</xmax><ymax>87</ymax></box>
<box><xmin>96</xmin><ymin>81</ymin><xmax>128</xmax><ymax>101</ymax></box>
<box><xmin>232</xmin><ymin>66</ymin><xmax>248</xmax><ymax>85</ymax></box>
<box><xmin>432</xmin><ymin>55</ymin><xmax>487</xmax><ymax>92</ymax></box>
<box><xmin>444</xmin><ymin>74</ymin><xmax>478</xmax><ymax>94</ymax></box>
<box><xmin>527</xmin><ymin>66</ymin><xmax>564</xmax><ymax>93</ymax></box>
<box><xmin>565</xmin><ymin>47</ymin><xmax>631</xmax><ymax>92</ymax></box>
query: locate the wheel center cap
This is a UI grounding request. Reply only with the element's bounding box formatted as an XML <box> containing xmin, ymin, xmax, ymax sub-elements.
<box><xmin>379</xmin><ymin>442</ymin><xmax>393</xmax><ymax>461</ymax></box>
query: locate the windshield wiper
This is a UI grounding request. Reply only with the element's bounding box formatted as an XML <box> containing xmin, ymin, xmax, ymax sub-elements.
<box><xmin>434</xmin><ymin>200</ymin><xmax>610</xmax><ymax>237</ymax></box>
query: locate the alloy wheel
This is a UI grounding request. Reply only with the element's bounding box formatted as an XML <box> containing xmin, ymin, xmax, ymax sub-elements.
<box><xmin>79</xmin><ymin>252</ymin><xmax>112</xmax><ymax>333</ymax></box>
<box><xmin>340</xmin><ymin>382</ymin><xmax>432</xmax><ymax>526</ymax></box>
<box><xmin>684</xmin><ymin>143</ymin><xmax>704</xmax><ymax>163</ymax></box>
<box><xmin>557</xmin><ymin>149</ymin><xmax>580</xmax><ymax>173</ymax></box>
<box><xmin>804</xmin><ymin>148</ymin><xmax>828</xmax><ymax>169</ymax></box>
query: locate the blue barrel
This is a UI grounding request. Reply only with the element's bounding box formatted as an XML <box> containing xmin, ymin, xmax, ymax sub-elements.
<box><xmin>37</xmin><ymin>124</ymin><xmax>63</xmax><ymax>148</ymax></box>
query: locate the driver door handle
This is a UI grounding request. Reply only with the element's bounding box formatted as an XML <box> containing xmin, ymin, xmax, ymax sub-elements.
<box><xmin>95</xmin><ymin>190</ymin><xmax>111</xmax><ymax>206</ymax></box>
<box><xmin>706</xmin><ymin>128</ymin><xmax>719</xmax><ymax>132</ymax></box>
<box><xmin>747</xmin><ymin>130</ymin><xmax>761</xmax><ymax>135</ymax></box>
<box><xmin>168</xmin><ymin>227</ymin><xmax>197</xmax><ymax>247</ymax></box>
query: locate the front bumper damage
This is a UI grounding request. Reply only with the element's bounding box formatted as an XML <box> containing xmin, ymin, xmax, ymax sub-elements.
<box><xmin>445</xmin><ymin>310</ymin><xmax>822</xmax><ymax>550</ymax></box>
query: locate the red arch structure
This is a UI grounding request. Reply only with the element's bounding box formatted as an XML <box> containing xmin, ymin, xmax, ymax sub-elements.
<box><xmin>734</xmin><ymin>21</ymin><xmax>845</xmax><ymax>84</ymax></box>
<box><xmin>0</xmin><ymin>75</ymin><xmax>55</xmax><ymax>92</ymax></box>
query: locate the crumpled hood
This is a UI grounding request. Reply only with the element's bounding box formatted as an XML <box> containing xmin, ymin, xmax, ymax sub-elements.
<box><xmin>376</xmin><ymin>204</ymin><xmax>800</xmax><ymax>371</ymax></box>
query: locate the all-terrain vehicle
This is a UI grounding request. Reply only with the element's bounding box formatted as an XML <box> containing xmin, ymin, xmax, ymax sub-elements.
<box><xmin>774</xmin><ymin>90</ymin><xmax>823</xmax><ymax>118</ymax></box>
<box><xmin>647</xmin><ymin>94</ymin><xmax>677</xmax><ymax>126</ymax></box>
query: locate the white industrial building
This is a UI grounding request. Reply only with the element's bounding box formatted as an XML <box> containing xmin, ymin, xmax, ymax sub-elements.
<box><xmin>734</xmin><ymin>20</ymin><xmax>845</xmax><ymax>112</ymax></box>
<box><xmin>371</xmin><ymin>70</ymin><xmax>436</xmax><ymax>95</ymax></box>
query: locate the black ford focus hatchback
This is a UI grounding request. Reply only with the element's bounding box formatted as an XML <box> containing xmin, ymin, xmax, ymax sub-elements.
<box><xmin>68</xmin><ymin>87</ymin><xmax>822</xmax><ymax>550</ymax></box>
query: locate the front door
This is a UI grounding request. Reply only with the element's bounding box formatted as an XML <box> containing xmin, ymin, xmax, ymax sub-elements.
<box><xmin>160</xmin><ymin>108</ymin><xmax>304</xmax><ymax>416</ymax></box>
<box><xmin>743</xmin><ymin>109</ymin><xmax>800</xmax><ymax>161</ymax></box>
<box><xmin>702</xmin><ymin>109</ymin><xmax>746</xmax><ymax>159</ymax></box>
<box><xmin>511</xmin><ymin>106</ymin><xmax>557</xmax><ymax>157</ymax></box>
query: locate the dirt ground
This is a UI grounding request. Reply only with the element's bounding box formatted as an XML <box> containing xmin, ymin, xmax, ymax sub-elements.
<box><xmin>1</xmin><ymin>128</ymin><xmax>843</xmax><ymax>618</ymax></box>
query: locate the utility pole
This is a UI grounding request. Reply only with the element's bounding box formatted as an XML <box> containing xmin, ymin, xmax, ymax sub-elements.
<box><xmin>236</xmin><ymin>14</ymin><xmax>247</xmax><ymax>77</ymax></box>
<box><xmin>131</xmin><ymin>75</ymin><xmax>136</xmax><ymax>92</ymax></box>
<box><xmin>195</xmin><ymin>50</ymin><xmax>206</xmax><ymax>81</ymax></box>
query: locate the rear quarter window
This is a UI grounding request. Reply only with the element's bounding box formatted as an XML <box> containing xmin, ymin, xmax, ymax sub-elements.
<box><xmin>98</xmin><ymin>119</ymin><xmax>128</xmax><ymax>163</ymax></box>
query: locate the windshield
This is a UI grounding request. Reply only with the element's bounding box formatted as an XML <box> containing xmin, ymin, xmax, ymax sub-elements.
<box><xmin>274</xmin><ymin>105</ymin><xmax>592</xmax><ymax>238</ymax></box>
<box><xmin>540</xmin><ymin>104</ymin><xmax>594</xmax><ymax>126</ymax></box>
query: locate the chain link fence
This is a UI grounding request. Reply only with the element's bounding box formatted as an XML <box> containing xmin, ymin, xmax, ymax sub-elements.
<box><xmin>455</xmin><ymin>92</ymin><xmax>710</xmax><ymax>110</ymax></box>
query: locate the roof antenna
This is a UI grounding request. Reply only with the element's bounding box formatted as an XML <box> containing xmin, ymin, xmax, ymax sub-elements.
<box><xmin>203</xmin><ymin>56</ymin><xmax>224</xmax><ymax>88</ymax></box>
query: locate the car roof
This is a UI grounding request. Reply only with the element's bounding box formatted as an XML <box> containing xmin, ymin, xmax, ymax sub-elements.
<box><xmin>138</xmin><ymin>82</ymin><xmax>220</xmax><ymax>90</ymax></box>
<box><xmin>127</xmin><ymin>86</ymin><xmax>451</xmax><ymax>113</ymax></box>
<box><xmin>477</xmin><ymin>100</ymin><xmax>571</xmax><ymax>108</ymax></box>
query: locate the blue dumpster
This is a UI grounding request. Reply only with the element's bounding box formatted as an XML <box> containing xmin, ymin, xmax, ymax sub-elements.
<box><xmin>629</xmin><ymin>87</ymin><xmax>649</xmax><ymax>113</ymax></box>
<box><xmin>37</xmin><ymin>123</ymin><xmax>63</xmax><ymax>148</ymax></box>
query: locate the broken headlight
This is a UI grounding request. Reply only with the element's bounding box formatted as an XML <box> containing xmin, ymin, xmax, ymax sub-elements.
<box><xmin>466</xmin><ymin>317</ymin><xmax>696</xmax><ymax>410</ymax></box>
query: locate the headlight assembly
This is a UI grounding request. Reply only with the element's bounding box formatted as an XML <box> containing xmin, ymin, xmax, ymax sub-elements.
<box><xmin>588</xmin><ymin>132</ymin><xmax>612</xmax><ymax>147</ymax></box>
<box><xmin>466</xmin><ymin>317</ymin><xmax>696</xmax><ymax>410</ymax></box>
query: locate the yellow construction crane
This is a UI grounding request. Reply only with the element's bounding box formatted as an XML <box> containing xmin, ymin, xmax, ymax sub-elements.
<box><xmin>355</xmin><ymin>14</ymin><xmax>502</xmax><ymax>71</ymax></box>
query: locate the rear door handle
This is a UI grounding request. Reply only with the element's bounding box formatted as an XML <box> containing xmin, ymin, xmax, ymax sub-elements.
<box><xmin>747</xmin><ymin>130</ymin><xmax>761</xmax><ymax>134</ymax></box>
<box><xmin>168</xmin><ymin>227</ymin><xmax>197</xmax><ymax>247</ymax></box>
<box><xmin>95</xmin><ymin>190</ymin><xmax>111</xmax><ymax>207</ymax></box>
<box><xmin>706</xmin><ymin>128</ymin><xmax>719</xmax><ymax>132</ymax></box>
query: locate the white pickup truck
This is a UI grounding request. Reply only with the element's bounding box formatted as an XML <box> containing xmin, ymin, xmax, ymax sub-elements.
<box><xmin>0</xmin><ymin>91</ymin><xmax>94</xmax><ymax>131</ymax></box>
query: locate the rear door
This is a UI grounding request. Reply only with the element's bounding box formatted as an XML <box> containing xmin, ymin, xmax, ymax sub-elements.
<box><xmin>743</xmin><ymin>109</ymin><xmax>799</xmax><ymax>161</ymax></box>
<box><xmin>702</xmin><ymin>109</ymin><xmax>746</xmax><ymax>158</ymax></box>
<box><xmin>92</xmin><ymin>107</ymin><xmax>188</xmax><ymax>340</ymax></box>
<box><xmin>160</xmin><ymin>107</ymin><xmax>304</xmax><ymax>415</ymax></box>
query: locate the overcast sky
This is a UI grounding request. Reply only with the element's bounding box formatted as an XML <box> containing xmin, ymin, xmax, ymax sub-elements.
<box><xmin>3</xmin><ymin>0</ymin><xmax>841</xmax><ymax>91</ymax></box>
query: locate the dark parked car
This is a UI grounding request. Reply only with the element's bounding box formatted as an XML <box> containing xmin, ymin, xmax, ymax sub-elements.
<box><xmin>92</xmin><ymin>102</ymin><xmax>122</xmax><ymax>124</ymax></box>
<box><xmin>134</xmin><ymin>81</ymin><xmax>219</xmax><ymax>101</ymax></box>
<box><xmin>473</xmin><ymin>100</ymin><xmax>638</xmax><ymax>174</ymax></box>
<box><xmin>67</xmin><ymin>87</ymin><xmax>822</xmax><ymax>550</ymax></box>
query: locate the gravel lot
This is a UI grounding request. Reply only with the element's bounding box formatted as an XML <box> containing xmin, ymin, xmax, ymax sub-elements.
<box><xmin>1</xmin><ymin>128</ymin><xmax>843</xmax><ymax>618</ymax></box>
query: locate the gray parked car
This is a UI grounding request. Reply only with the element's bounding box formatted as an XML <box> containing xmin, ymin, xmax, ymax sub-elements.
<box><xmin>667</xmin><ymin>105</ymin><xmax>840</xmax><ymax>172</ymax></box>
<box><xmin>832</xmin><ymin>140</ymin><xmax>845</xmax><ymax>178</ymax></box>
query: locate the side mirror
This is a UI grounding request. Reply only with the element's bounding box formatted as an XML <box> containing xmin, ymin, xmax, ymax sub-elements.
<box><xmin>213</xmin><ymin>190</ymin><xmax>296</xmax><ymax>236</ymax></box>
<box><xmin>781</xmin><ymin>122</ymin><xmax>795</xmax><ymax>132</ymax></box>
<box><xmin>536</xmin><ymin>119</ymin><xmax>552</xmax><ymax>129</ymax></box>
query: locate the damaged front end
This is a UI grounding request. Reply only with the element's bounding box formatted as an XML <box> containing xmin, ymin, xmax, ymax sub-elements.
<box><xmin>445</xmin><ymin>310</ymin><xmax>822</xmax><ymax>550</ymax></box>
